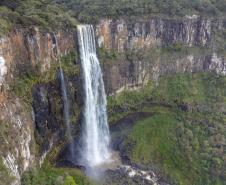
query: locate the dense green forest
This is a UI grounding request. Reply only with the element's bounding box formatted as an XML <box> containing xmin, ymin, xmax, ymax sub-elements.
<box><xmin>0</xmin><ymin>0</ymin><xmax>226</xmax><ymax>34</ymax></box>
<box><xmin>0</xmin><ymin>0</ymin><xmax>77</xmax><ymax>35</ymax></box>
<box><xmin>58</xmin><ymin>0</ymin><xmax>226</xmax><ymax>22</ymax></box>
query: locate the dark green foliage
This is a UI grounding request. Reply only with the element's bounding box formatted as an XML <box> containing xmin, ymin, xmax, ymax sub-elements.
<box><xmin>108</xmin><ymin>72</ymin><xmax>226</xmax><ymax>122</ymax></box>
<box><xmin>107</xmin><ymin>82</ymin><xmax>153</xmax><ymax>123</ymax></box>
<box><xmin>0</xmin><ymin>0</ymin><xmax>78</xmax><ymax>35</ymax></box>
<box><xmin>57</xmin><ymin>0</ymin><xmax>226</xmax><ymax>23</ymax></box>
<box><xmin>21</xmin><ymin>166</ymin><xmax>91</xmax><ymax>185</ymax></box>
<box><xmin>152</xmin><ymin>73</ymin><xmax>226</xmax><ymax>107</ymax></box>
<box><xmin>1</xmin><ymin>0</ymin><xmax>225</xmax><ymax>34</ymax></box>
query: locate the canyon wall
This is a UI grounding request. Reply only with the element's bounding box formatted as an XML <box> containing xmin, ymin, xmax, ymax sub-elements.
<box><xmin>0</xmin><ymin>27</ymin><xmax>76</xmax><ymax>184</ymax></box>
<box><xmin>96</xmin><ymin>17</ymin><xmax>225</xmax><ymax>51</ymax></box>
<box><xmin>96</xmin><ymin>17</ymin><xmax>226</xmax><ymax>95</ymax></box>
<box><xmin>0</xmin><ymin>27</ymin><xmax>76</xmax><ymax>89</ymax></box>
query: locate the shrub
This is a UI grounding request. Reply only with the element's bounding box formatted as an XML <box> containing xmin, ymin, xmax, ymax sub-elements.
<box><xmin>63</xmin><ymin>176</ymin><xmax>77</xmax><ymax>185</ymax></box>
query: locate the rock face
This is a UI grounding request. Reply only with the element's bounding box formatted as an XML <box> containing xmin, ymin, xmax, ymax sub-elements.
<box><xmin>102</xmin><ymin>53</ymin><xmax>226</xmax><ymax>95</ymax></box>
<box><xmin>0</xmin><ymin>98</ymin><xmax>34</xmax><ymax>185</ymax></box>
<box><xmin>0</xmin><ymin>27</ymin><xmax>76</xmax><ymax>88</ymax></box>
<box><xmin>0</xmin><ymin>28</ymin><xmax>76</xmax><ymax>184</ymax></box>
<box><xmin>96</xmin><ymin>17</ymin><xmax>226</xmax><ymax>95</ymax></box>
<box><xmin>32</xmin><ymin>73</ymin><xmax>81</xmax><ymax>165</ymax></box>
<box><xmin>96</xmin><ymin>17</ymin><xmax>224</xmax><ymax>52</ymax></box>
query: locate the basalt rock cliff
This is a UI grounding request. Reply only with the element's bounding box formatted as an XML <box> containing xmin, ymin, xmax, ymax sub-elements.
<box><xmin>96</xmin><ymin>17</ymin><xmax>226</xmax><ymax>95</ymax></box>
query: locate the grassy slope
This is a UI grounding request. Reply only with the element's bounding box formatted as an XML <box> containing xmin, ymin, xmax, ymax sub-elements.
<box><xmin>109</xmin><ymin>72</ymin><xmax>226</xmax><ymax>185</ymax></box>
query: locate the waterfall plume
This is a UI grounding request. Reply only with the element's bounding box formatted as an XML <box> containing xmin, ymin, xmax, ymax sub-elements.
<box><xmin>77</xmin><ymin>25</ymin><xmax>110</xmax><ymax>167</ymax></box>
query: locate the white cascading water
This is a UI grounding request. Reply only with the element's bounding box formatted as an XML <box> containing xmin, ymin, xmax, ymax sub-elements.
<box><xmin>77</xmin><ymin>25</ymin><xmax>110</xmax><ymax>167</ymax></box>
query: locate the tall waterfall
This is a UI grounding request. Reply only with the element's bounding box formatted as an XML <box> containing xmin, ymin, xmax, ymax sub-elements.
<box><xmin>77</xmin><ymin>25</ymin><xmax>110</xmax><ymax>166</ymax></box>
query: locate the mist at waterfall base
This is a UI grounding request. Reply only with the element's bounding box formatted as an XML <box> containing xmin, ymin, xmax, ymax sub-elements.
<box><xmin>77</xmin><ymin>25</ymin><xmax>111</xmax><ymax>172</ymax></box>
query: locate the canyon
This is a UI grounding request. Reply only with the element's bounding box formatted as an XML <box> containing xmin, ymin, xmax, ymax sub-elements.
<box><xmin>0</xmin><ymin>16</ymin><xmax>225</xmax><ymax>184</ymax></box>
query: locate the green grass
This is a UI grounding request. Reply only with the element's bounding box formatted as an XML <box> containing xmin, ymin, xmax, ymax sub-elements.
<box><xmin>122</xmin><ymin>111</ymin><xmax>190</xmax><ymax>185</ymax></box>
<box><xmin>122</xmin><ymin>108</ymin><xmax>225</xmax><ymax>185</ymax></box>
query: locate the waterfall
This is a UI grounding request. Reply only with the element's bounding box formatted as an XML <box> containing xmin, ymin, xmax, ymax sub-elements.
<box><xmin>59</xmin><ymin>64</ymin><xmax>71</xmax><ymax>139</ymax></box>
<box><xmin>54</xmin><ymin>33</ymin><xmax>72</xmax><ymax>142</ymax></box>
<box><xmin>59</xmin><ymin>63</ymin><xmax>75</xmax><ymax>158</ymax></box>
<box><xmin>55</xmin><ymin>31</ymin><xmax>75</xmax><ymax>159</ymax></box>
<box><xmin>77</xmin><ymin>25</ymin><xmax>110</xmax><ymax>166</ymax></box>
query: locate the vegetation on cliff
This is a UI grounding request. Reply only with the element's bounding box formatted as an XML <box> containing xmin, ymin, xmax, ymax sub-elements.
<box><xmin>11</xmin><ymin>51</ymin><xmax>78</xmax><ymax>102</ymax></box>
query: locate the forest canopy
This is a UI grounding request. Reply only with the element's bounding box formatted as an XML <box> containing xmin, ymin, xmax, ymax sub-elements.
<box><xmin>0</xmin><ymin>0</ymin><xmax>226</xmax><ymax>34</ymax></box>
<box><xmin>57</xmin><ymin>0</ymin><xmax>226</xmax><ymax>22</ymax></box>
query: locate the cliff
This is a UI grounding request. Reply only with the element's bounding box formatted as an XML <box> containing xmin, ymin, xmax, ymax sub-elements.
<box><xmin>96</xmin><ymin>17</ymin><xmax>225</xmax><ymax>51</ymax></box>
<box><xmin>0</xmin><ymin>27</ymin><xmax>76</xmax><ymax>184</ymax></box>
<box><xmin>96</xmin><ymin>17</ymin><xmax>226</xmax><ymax>95</ymax></box>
